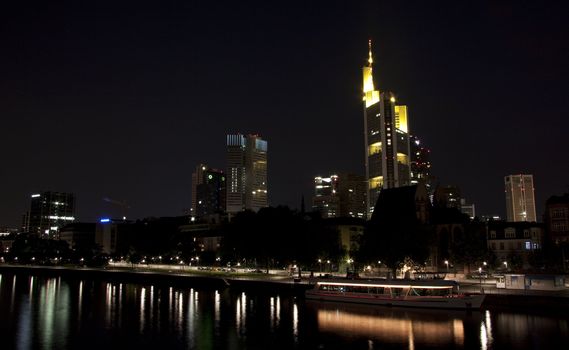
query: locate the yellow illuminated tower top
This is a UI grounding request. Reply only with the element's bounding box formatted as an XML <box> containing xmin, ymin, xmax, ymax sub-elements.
<box><xmin>363</xmin><ymin>39</ymin><xmax>380</xmax><ymax>107</ymax></box>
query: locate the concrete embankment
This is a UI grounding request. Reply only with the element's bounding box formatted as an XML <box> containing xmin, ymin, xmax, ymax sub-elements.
<box><xmin>0</xmin><ymin>265</ymin><xmax>311</xmax><ymax>295</ymax></box>
<box><xmin>2</xmin><ymin>265</ymin><xmax>568</xmax><ymax>310</ymax></box>
<box><xmin>482</xmin><ymin>293</ymin><xmax>569</xmax><ymax>312</ymax></box>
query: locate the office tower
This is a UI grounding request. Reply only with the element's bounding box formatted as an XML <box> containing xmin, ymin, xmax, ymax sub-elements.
<box><xmin>27</xmin><ymin>191</ymin><xmax>76</xmax><ymax>238</ymax></box>
<box><xmin>312</xmin><ymin>174</ymin><xmax>367</xmax><ymax>219</ymax></box>
<box><xmin>191</xmin><ymin>164</ymin><xmax>226</xmax><ymax>220</ymax></box>
<box><xmin>196</xmin><ymin>167</ymin><xmax>226</xmax><ymax>218</ymax></box>
<box><xmin>434</xmin><ymin>185</ymin><xmax>462</xmax><ymax>210</ymax></box>
<box><xmin>226</xmin><ymin>134</ymin><xmax>268</xmax><ymax>214</ymax></box>
<box><xmin>460</xmin><ymin>198</ymin><xmax>476</xmax><ymax>220</ymax></box>
<box><xmin>191</xmin><ymin>164</ymin><xmax>207</xmax><ymax>219</ymax></box>
<box><xmin>313</xmin><ymin>175</ymin><xmax>340</xmax><ymax>218</ymax></box>
<box><xmin>410</xmin><ymin>135</ymin><xmax>434</xmax><ymax>199</ymax></box>
<box><xmin>504</xmin><ymin>174</ymin><xmax>537</xmax><ymax>222</ymax></box>
<box><xmin>337</xmin><ymin>173</ymin><xmax>367</xmax><ymax>219</ymax></box>
<box><xmin>363</xmin><ymin>40</ymin><xmax>411</xmax><ymax>217</ymax></box>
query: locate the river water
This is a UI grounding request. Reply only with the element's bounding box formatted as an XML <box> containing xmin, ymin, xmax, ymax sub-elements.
<box><xmin>0</xmin><ymin>272</ymin><xmax>567</xmax><ymax>349</ymax></box>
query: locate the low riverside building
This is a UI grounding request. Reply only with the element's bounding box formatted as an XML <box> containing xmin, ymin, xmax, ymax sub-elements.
<box><xmin>495</xmin><ymin>273</ymin><xmax>567</xmax><ymax>291</ymax></box>
<box><xmin>486</xmin><ymin>221</ymin><xmax>544</xmax><ymax>269</ymax></box>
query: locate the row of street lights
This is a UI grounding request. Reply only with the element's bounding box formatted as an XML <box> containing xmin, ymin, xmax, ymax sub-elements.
<box><xmin>443</xmin><ymin>260</ymin><xmax>509</xmax><ymax>272</ymax></box>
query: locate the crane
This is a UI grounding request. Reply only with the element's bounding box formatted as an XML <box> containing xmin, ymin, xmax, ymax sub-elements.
<box><xmin>102</xmin><ymin>197</ymin><xmax>131</xmax><ymax>220</ymax></box>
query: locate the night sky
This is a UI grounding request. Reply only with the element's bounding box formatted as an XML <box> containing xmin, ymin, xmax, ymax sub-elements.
<box><xmin>1</xmin><ymin>1</ymin><xmax>568</xmax><ymax>227</ymax></box>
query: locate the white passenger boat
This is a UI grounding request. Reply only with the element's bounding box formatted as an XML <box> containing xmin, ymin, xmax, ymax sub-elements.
<box><xmin>305</xmin><ymin>278</ymin><xmax>485</xmax><ymax>310</ymax></box>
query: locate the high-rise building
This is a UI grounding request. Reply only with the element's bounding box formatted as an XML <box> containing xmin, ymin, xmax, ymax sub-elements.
<box><xmin>312</xmin><ymin>174</ymin><xmax>366</xmax><ymax>219</ymax></box>
<box><xmin>226</xmin><ymin>134</ymin><xmax>268</xmax><ymax>214</ymax></box>
<box><xmin>27</xmin><ymin>191</ymin><xmax>76</xmax><ymax>238</ymax></box>
<box><xmin>191</xmin><ymin>163</ymin><xmax>207</xmax><ymax>218</ymax></box>
<box><xmin>363</xmin><ymin>40</ymin><xmax>411</xmax><ymax>217</ymax></box>
<box><xmin>337</xmin><ymin>173</ymin><xmax>367</xmax><ymax>219</ymax></box>
<box><xmin>460</xmin><ymin>198</ymin><xmax>476</xmax><ymax>220</ymax></box>
<box><xmin>410</xmin><ymin>135</ymin><xmax>434</xmax><ymax>199</ymax></box>
<box><xmin>313</xmin><ymin>175</ymin><xmax>340</xmax><ymax>218</ymax></box>
<box><xmin>504</xmin><ymin>174</ymin><xmax>537</xmax><ymax>222</ymax></box>
<box><xmin>195</xmin><ymin>166</ymin><xmax>226</xmax><ymax>219</ymax></box>
<box><xmin>434</xmin><ymin>185</ymin><xmax>462</xmax><ymax>210</ymax></box>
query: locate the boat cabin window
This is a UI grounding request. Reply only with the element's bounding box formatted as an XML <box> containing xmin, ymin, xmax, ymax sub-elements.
<box><xmin>318</xmin><ymin>284</ymin><xmax>388</xmax><ymax>295</ymax></box>
<box><xmin>410</xmin><ymin>287</ymin><xmax>452</xmax><ymax>297</ymax></box>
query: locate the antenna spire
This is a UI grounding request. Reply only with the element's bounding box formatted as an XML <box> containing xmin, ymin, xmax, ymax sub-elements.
<box><xmin>368</xmin><ymin>39</ymin><xmax>373</xmax><ymax>66</ymax></box>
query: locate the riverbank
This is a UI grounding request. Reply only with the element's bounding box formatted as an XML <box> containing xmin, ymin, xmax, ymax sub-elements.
<box><xmin>1</xmin><ymin>264</ymin><xmax>568</xmax><ymax>311</ymax></box>
<box><xmin>0</xmin><ymin>264</ymin><xmax>310</xmax><ymax>295</ymax></box>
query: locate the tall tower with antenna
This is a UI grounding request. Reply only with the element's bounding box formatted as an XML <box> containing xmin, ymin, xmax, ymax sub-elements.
<box><xmin>363</xmin><ymin>40</ymin><xmax>412</xmax><ymax>218</ymax></box>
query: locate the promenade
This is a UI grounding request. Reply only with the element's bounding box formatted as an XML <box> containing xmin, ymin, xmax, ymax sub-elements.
<box><xmin>2</xmin><ymin>263</ymin><xmax>568</xmax><ymax>311</ymax></box>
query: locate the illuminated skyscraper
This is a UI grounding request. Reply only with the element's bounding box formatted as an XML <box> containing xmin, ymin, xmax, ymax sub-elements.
<box><xmin>505</xmin><ymin>174</ymin><xmax>537</xmax><ymax>222</ymax></box>
<box><xmin>363</xmin><ymin>40</ymin><xmax>411</xmax><ymax>217</ymax></box>
<box><xmin>26</xmin><ymin>191</ymin><xmax>76</xmax><ymax>238</ymax></box>
<box><xmin>226</xmin><ymin>134</ymin><xmax>268</xmax><ymax>215</ymax></box>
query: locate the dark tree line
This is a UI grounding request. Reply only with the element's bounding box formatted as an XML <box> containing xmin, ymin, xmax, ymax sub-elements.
<box><xmin>219</xmin><ymin>206</ymin><xmax>344</xmax><ymax>270</ymax></box>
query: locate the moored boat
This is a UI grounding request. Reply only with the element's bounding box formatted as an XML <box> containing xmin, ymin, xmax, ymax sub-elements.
<box><xmin>305</xmin><ymin>278</ymin><xmax>485</xmax><ymax>310</ymax></box>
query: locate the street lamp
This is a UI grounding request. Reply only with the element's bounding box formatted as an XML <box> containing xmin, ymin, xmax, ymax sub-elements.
<box><xmin>326</xmin><ymin>260</ymin><xmax>331</xmax><ymax>272</ymax></box>
<box><xmin>444</xmin><ymin>260</ymin><xmax>449</xmax><ymax>273</ymax></box>
<box><xmin>503</xmin><ymin>261</ymin><xmax>508</xmax><ymax>271</ymax></box>
<box><xmin>347</xmin><ymin>258</ymin><xmax>354</xmax><ymax>273</ymax></box>
<box><xmin>318</xmin><ymin>259</ymin><xmax>322</xmax><ymax>273</ymax></box>
<box><xmin>478</xmin><ymin>267</ymin><xmax>483</xmax><ymax>293</ymax></box>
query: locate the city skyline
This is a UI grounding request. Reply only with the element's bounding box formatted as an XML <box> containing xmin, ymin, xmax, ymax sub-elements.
<box><xmin>1</xmin><ymin>1</ymin><xmax>568</xmax><ymax>226</ymax></box>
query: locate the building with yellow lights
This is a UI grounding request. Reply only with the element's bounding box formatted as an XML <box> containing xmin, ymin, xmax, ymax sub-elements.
<box><xmin>226</xmin><ymin>134</ymin><xmax>268</xmax><ymax>215</ymax></box>
<box><xmin>363</xmin><ymin>41</ymin><xmax>412</xmax><ymax>217</ymax></box>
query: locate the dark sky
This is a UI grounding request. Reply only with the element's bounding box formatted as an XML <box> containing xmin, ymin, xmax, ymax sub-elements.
<box><xmin>1</xmin><ymin>0</ymin><xmax>568</xmax><ymax>227</ymax></box>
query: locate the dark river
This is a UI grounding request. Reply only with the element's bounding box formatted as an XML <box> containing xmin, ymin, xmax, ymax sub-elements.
<box><xmin>0</xmin><ymin>272</ymin><xmax>568</xmax><ymax>349</ymax></box>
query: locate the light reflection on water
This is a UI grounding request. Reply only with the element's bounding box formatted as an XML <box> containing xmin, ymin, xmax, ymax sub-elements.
<box><xmin>314</xmin><ymin>302</ymin><xmax>466</xmax><ymax>346</ymax></box>
<box><xmin>0</xmin><ymin>272</ymin><xmax>568</xmax><ymax>350</ymax></box>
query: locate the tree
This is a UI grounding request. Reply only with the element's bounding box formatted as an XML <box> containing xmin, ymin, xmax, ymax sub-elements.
<box><xmin>358</xmin><ymin>219</ymin><xmax>434</xmax><ymax>278</ymax></box>
<box><xmin>449</xmin><ymin>222</ymin><xmax>487</xmax><ymax>273</ymax></box>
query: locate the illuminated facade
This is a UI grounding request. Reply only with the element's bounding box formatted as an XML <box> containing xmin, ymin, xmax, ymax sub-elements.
<box><xmin>191</xmin><ymin>164</ymin><xmax>226</xmax><ymax>220</ymax></box>
<box><xmin>363</xmin><ymin>40</ymin><xmax>411</xmax><ymax>217</ymax></box>
<box><xmin>313</xmin><ymin>174</ymin><xmax>367</xmax><ymax>219</ymax></box>
<box><xmin>26</xmin><ymin>191</ymin><xmax>76</xmax><ymax>238</ymax></box>
<box><xmin>313</xmin><ymin>175</ymin><xmax>340</xmax><ymax>218</ymax></box>
<box><xmin>504</xmin><ymin>174</ymin><xmax>536</xmax><ymax>222</ymax></box>
<box><xmin>226</xmin><ymin>134</ymin><xmax>268</xmax><ymax>215</ymax></box>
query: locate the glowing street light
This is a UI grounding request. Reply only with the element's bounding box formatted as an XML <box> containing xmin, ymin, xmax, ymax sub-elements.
<box><xmin>347</xmin><ymin>258</ymin><xmax>354</xmax><ymax>273</ymax></box>
<box><xmin>444</xmin><ymin>260</ymin><xmax>449</xmax><ymax>273</ymax></box>
<box><xmin>503</xmin><ymin>261</ymin><xmax>508</xmax><ymax>270</ymax></box>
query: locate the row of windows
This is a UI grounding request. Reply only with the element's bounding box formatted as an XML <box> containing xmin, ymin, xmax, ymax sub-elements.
<box><xmin>551</xmin><ymin>222</ymin><xmax>569</xmax><ymax>232</ymax></box>
<box><xmin>490</xmin><ymin>241</ymin><xmax>539</xmax><ymax>251</ymax></box>
<box><xmin>550</xmin><ymin>208</ymin><xmax>569</xmax><ymax>219</ymax></box>
<box><xmin>318</xmin><ymin>285</ymin><xmax>451</xmax><ymax>297</ymax></box>
<box><xmin>489</xmin><ymin>229</ymin><xmax>541</xmax><ymax>239</ymax></box>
